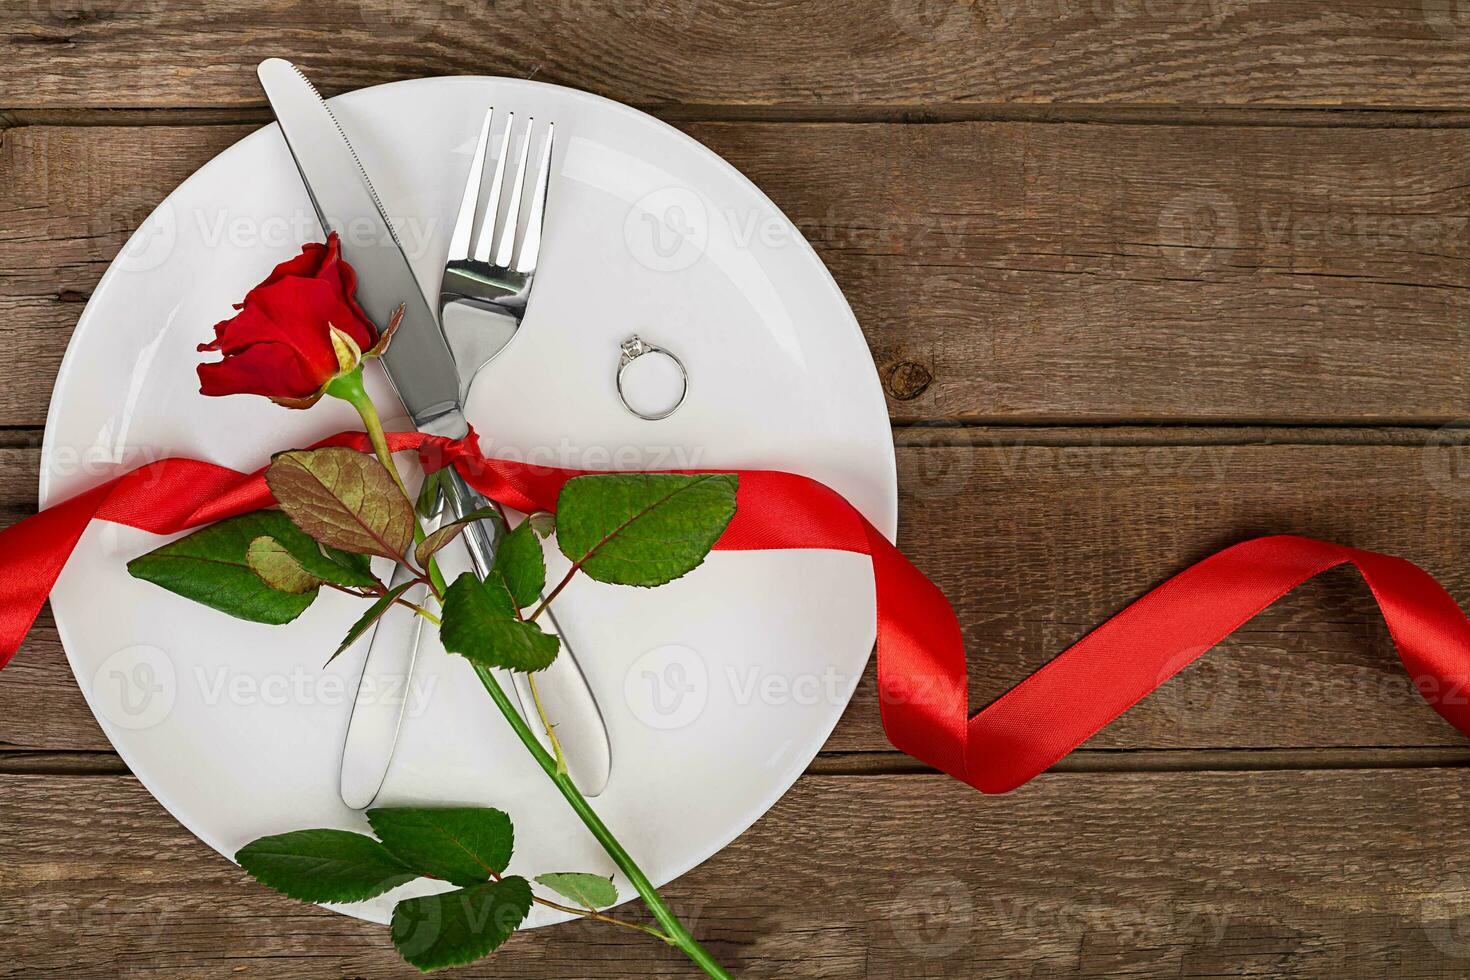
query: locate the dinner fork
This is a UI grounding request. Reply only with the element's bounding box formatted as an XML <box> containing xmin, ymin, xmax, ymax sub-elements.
<box><xmin>439</xmin><ymin>109</ymin><xmax>550</xmax><ymax>357</ymax></box>
<box><xmin>437</xmin><ymin>111</ymin><xmax>613</xmax><ymax>781</ymax></box>
<box><xmin>342</xmin><ymin>109</ymin><xmax>612</xmax><ymax>808</ymax></box>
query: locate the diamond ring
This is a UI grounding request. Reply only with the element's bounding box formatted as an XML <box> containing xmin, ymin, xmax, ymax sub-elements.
<box><xmin>616</xmin><ymin>335</ymin><xmax>688</xmax><ymax>421</ymax></box>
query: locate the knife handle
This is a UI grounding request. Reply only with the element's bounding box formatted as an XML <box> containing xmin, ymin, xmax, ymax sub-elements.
<box><xmin>442</xmin><ymin>469</ymin><xmax>613</xmax><ymax>797</ymax></box>
<box><xmin>339</xmin><ymin>558</ymin><xmax>429</xmax><ymax>810</ymax></box>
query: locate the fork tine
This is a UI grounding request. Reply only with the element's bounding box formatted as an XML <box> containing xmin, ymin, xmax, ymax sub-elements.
<box><xmin>493</xmin><ymin>117</ymin><xmax>535</xmax><ymax>269</ymax></box>
<box><xmin>472</xmin><ymin>113</ymin><xmax>515</xmax><ymax>263</ymax></box>
<box><xmin>514</xmin><ymin>122</ymin><xmax>553</xmax><ymax>275</ymax></box>
<box><xmin>446</xmin><ymin>108</ymin><xmax>493</xmax><ymax>262</ymax></box>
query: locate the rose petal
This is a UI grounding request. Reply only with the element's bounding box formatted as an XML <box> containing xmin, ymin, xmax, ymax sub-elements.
<box><xmin>198</xmin><ymin>340</ymin><xmax>324</xmax><ymax>399</ymax></box>
<box><xmin>249</xmin><ymin>240</ymin><xmax>329</xmax><ymax>295</ymax></box>
<box><xmin>199</xmin><ymin>286</ymin><xmax>337</xmax><ymax>394</ymax></box>
<box><xmin>239</xmin><ymin>236</ymin><xmax>375</xmax><ymax>353</ymax></box>
<box><xmin>316</xmin><ymin>235</ymin><xmax>378</xmax><ymax>349</ymax></box>
<box><xmin>199</xmin><ymin>301</ymin><xmax>279</xmax><ymax>354</ymax></box>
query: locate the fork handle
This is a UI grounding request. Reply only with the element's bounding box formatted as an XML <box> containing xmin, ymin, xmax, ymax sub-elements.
<box><xmin>442</xmin><ymin>468</ymin><xmax>613</xmax><ymax>797</ymax></box>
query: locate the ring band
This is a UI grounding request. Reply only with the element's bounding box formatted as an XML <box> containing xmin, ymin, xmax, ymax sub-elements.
<box><xmin>617</xmin><ymin>335</ymin><xmax>688</xmax><ymax>420</ymax></box>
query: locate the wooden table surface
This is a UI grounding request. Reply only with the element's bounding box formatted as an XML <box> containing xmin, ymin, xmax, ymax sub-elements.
<box><xmin>7</xmin><ymin>2</ymin><xmax>1470</xmax><ymax>977</ymax></box>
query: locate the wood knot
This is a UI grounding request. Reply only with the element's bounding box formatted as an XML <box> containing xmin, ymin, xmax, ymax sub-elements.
<box><xmin>885</xmin><ymin>360</ymin><xmax>932</xmax><ymax>401</ymax></box>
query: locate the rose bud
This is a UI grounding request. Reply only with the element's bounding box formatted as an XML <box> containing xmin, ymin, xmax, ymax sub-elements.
<box><xmin>197</xmin><ymin>233</ymin><xmax>400</xmax><ymax>408</ymax></box>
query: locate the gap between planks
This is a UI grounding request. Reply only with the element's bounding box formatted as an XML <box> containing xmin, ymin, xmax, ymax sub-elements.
<box><xmin>9</xmin><ymin>422</ymin><xmax>1470</xmax><ymax>442</ymax></box>
<box><xmin>4</xmin><ymin>424</ymin><xmax>1470</xmax><ymax>452</ymax></box>
<box><xmin>810</xmin><ymin>746</ymin><xmax>1470</xmax><ymax>777</ymax></box>
<box><xmin>8</xmin><ymin>746</ymin><xmax>1470</xmax><ymax>779</ymax></box>
<box><xmin>11</xmin><ymin>104</ymin><xmax>1470</xmax><ymax>130</ymax></box>
<box><xmin>889</xmin><ymin>423</ymin><xmax>1470</xmax><ymax>447</ymax></box>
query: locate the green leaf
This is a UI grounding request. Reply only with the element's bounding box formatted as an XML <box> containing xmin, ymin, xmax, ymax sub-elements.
<box><xmin>235</xmin><ymin>829</ymin><xmax>416</xmax><ymax>903</ymax></box>
<box><xmin>265</xmin><ymin>447</ymin><xmax>415</xmax><ymax>560</ymax></box>
<box><xmin>367</xmin><ymin>807</ymin><xmax>513</xmax><ymax>886</ymax></box>
<box><xmin>440</xmin><ymin>573</ymin><xmax>560</xmax><ymax>672</ymax></box>
<box><xmin>216</xmin><ymin>506</ymin><xmax>378</xmax><ymax>590</ymax></box>
<box><xmin>555</xmin><ymin>473</ymin><xmax>738</xmax><ymax>587</ymax></box>
<box><xmin>327</xmin><ymin>580</ymin><xmax>418</xmax><ymax>665</ymax></box>
<box><xmin>413</xmin><ymin>507</ymin><xmax>503</xmax><ymax>569</ymax></box>
<box><xmin>391</xmin><ymin>877</ymin><xmax>532</xmax><ymax>972</ymax></box>
<box><xmin>416</xmin><ymin>469</ymin><xmax>445</xmax><ymax>519</ymax></box>
<box><xmin>534</xmin><ymin>872</ymin><xmax>618</xmax><ymax>910</ymax></box>
<box><xmin>313</xmin><ymin>544</ymin><xmax>381</xmax><ymax>590</ymax></box>
<box><xmin>492</xmin><ymin>522</ymin><xmax>545</xmax><ymax>609</ymax></box>
<box><xmin>127</xmin><ymin>511</ymin><xmax>318</xmax><ymax>624</ymax></box>
<box><xmin>527</xmin><ymin>511</ymin><xmax>555</xmax><ymax>538</ymax></box>
<box><xmin>246</xmin><ymin>536</ymin><xmax>322</xmax><ymax>594</ymax></box>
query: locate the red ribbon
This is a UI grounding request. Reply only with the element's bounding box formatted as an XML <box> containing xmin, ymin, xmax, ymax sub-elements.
<box><xmin>5</xmin><ymin>430</ymin><xmax>1470</xmax><ymax>794</ymax></box>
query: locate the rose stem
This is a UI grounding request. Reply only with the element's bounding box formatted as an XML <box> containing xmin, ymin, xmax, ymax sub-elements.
<box><xmin>325</xmin><ymin>367</ymin><xmax>425</xmax><ymax>547</ymax></box>
<box><xmin>334</xmin><ymin>380</ymin><xmax>732</xmax><ymax>979</ymax></box>
<box><xmin>480</xmin><ymin>867</ymin><xmax>673</xmax><ymax>943</ymax></box>
<box><xmin>484</xmin><ymin>499</ymin><xmax>569</xmax><ymax>774</ymax></box>
<box><xmin>467</xmin><ymin>661</ymin><xmax>732</xmax><ymax>979</ymax></box>
<box><xmin>525</xmin><ymin>672</ymin><xmax>569</xmax><ymax>776</ymax></box>
<box><xmin>320</xmin><ymin>581</ymin><xmax>440</xmax><ymax>625</ymax></box>
<box><xmin>529</xmin><ymin>895</ymin><xmax>673</xmax><ymax>943</ymax></box>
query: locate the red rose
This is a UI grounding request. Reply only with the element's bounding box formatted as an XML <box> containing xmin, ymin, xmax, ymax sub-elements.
<box><xmin>197</xmin><ymin>233</ymin><xmax>395</xmax><ymax>408</ymax></box>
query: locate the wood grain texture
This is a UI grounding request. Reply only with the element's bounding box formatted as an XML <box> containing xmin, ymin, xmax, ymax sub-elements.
<box><xmin>5</xmin><ymin>123</ymin><xmax>1470</xmax><ymax>427</ymax></box>
<box><xmin>4</xmin><ymin>769</ymin><xmax>1470</xmax><ymax>977</ymax></box>
<box><xmin>5</xmin><ymin>0</ymin><xmax>1470</xmax><ymax>111</ymax></box>
<box><xmin>5</xmin><ymin>4</ymin><xmax>1468</xmax><ymax>977</ymax></box>
<box><xmin>7</xmin><ymin>439</ymin><xmax>1470</xmax><ymax>756</ymax></box>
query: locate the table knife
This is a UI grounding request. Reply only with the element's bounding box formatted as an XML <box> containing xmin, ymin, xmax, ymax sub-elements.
<box><xmin>256</xmin><ymin>58</ymin><xmax>612</xmax><ymax>805</ymax></box>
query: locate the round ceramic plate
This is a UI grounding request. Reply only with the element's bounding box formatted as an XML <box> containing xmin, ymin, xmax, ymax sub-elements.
<box><xmin>41</xmin><ymin>76</ymin><xmax>896</xmax><ymax>926</ymax></box>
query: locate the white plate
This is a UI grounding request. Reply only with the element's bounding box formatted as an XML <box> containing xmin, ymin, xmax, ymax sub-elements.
<box><xmin>41</xmin><ymin>76</ymin><xmax>896</xmax><ymax>926</ymax></box>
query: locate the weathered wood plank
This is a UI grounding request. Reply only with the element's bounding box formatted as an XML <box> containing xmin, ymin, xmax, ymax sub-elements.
<box><xmin>5</xmin><ymin>123</ymin><xmax>1470</xmax><ymax>427</ymax></box>
<box><xmin>7</xmin><ymin>439</ymin><xmax>1470</xmax><ymax>755</ymax></box>
<box><xmin>3</xmin><ymin>768</ymin><xmax>1470</xmax><ymax>977</ymax></box>
<box><xmin>5</xmin><ymin>0</ymin><xmax>1470</xmax><ymax>110</ymax></box>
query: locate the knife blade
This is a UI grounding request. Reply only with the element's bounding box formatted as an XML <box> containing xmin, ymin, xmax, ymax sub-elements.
<box><xmin>257</xmin><ymin>58</ymin><xmax>466</xmax><ymax>439</ymax></box>
<box><xmin>256</xmin><ymin>59</ymin><xmax>611</xmax><ymax>806</ymax></box>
